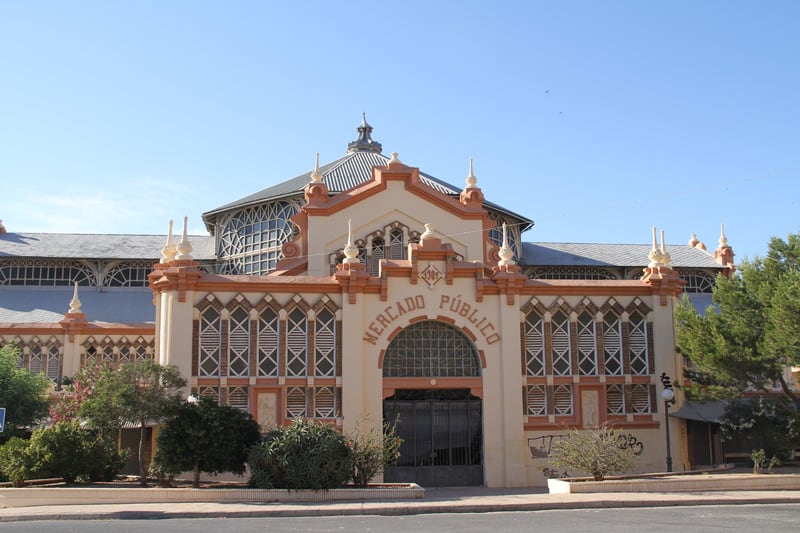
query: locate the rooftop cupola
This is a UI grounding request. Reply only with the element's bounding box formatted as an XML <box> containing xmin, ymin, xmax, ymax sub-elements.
<box><xmin>347</xmin><ymin>113</ymin><xmax>383</xmax><ymax>153</ymax></box>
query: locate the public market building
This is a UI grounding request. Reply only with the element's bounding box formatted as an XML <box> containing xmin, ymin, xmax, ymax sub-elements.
<box><xmin>0</xmin><ymin>118</ymin><xmax>736</xmax><ymax>487</ymax></box>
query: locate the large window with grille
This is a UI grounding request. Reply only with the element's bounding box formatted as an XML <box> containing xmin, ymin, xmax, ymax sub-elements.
<box><xmin>576</xmin><ymin>311</ymin><xmax>597</xmax><ymax>375</ymax></box>
<box><xmin>0</xmin><ymin>259</ymin><xmax>96</xmax><ymax>286</ymax></box>
<box><xmin>382</xmin><ymin>320</ymin><xmax>481</xmax><ymax>377</ymax></box>
<box><xmin>628</xmin><ymin>311</ymin><xmax>650</xmax><ymax>375</ymax></box>
<box><xmin>523</xmin><ymin>313</ymin><xmax>546</xmax><ymax>376</ymax></box>
<box><xmin>198</xmin><ymin>307</ymin><xmax>222</xmax><ymax>377</ymax></box>
<box><xmin>257</xmin><ymin>307</ymin><xmax>279</xmax><ymax>376</ymax></box>
<box><xmin>524</xmin><ymin>384</ymin><xmax>573</xmax><ymax>416</ymax></box>
<box><xmin>215</xmin><ymin>200</ymin><xmax>303</xmax><ymax>275</ymax></box>
<box><xmin>606</xmin><ymin>384</ymin><xmax>653</xmax><ymax>414</ymax></box>
<box><xmin>228</xmin><ymin>306</ymin><xmax>251</xmax><ymax>376</ymax></box>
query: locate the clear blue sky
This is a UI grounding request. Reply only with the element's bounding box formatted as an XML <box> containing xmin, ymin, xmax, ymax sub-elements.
<box><xmin>1</xmin><ymin>1</ymin><xmax>797</xmax><ymax>262</ymax></box>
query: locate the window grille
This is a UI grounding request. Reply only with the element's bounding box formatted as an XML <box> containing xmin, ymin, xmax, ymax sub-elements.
<box><xmin>257</xmin><ymin>308</ymin><xmax>279</xmax><ymax>376</ymax></box>
<box><xmin>101</xmin><ymin>340</ymin><xmax>115</xmax><ymax>367</ymax></box>
<box><xmin>524</xmin><ymin>312</ymin><xmax>546</xmax><ymax>376</ymax></box>
<box><xmin>119</xmin><ymin>344</ymin><xmax>131</xmax><ymax>365</ymax></box>
<box><xmin>631</xmin><ymin>384</ymin><xmax>651</xmax><ymax>413</ymax></box>
<box><xmin>382</xmin><ymin>320</ymin><xmax>481</xmax><ymax>377</ymax></box>
<box><xmin>387</xmin><ymin>229</ymin><xmax>404</xmax><ymax>260</ymax></box>
<box><xmin>83</xmin><ymin>339</ymin><xmax>99</xmax><ymax>366</ymax></box>
<box><xmin>227</xmin><ymin>306</ymin><xmax>250</xmax><ymax>376</ymax></box>
<box><xmin>286</xmin><ymin>387</ymin><xmax>307</xmax><ymax>418</ymax></box>
<box><xmin>606</xmin><ymin>384</ymin><xmax>625</xmax><ymax>414</ymax></box>
<box><xmin>525</xmin><ymin>266</ymin><xmax>619</xmax><ymax>280</ymax></box>
<box><xmin>46</xmin><ymin>340</ymin><xmax>61</xmax><ymax>381</ymax></box>
<box><xmin>314</xmin><ymin>386</ymin><xmax>338</xmax><ymax>418</ymax></box>
<box><xmin>526</xmin><ymin>385</ymin><xmax>547</xmax><ymax>416</ymax></box>
<box><xmin>314</xmin><ymin>308</ymin><xmax>336</xmax><ymax>377</ymax></box>
<box><xmin>133</xmin><ymin>338</ymin><xmax>151</xmax><ymax>362</ymax></box>
<box><xmin>553</xmin><ymin>384</ymin><xmax>573</xmax><ymax>415</ymax></box>
<box><xmin>286</xmin><ymin>308</ymin><xmax>307</xmax><ymax>377</ymax></box>
<box><xmin>198</xmin><ymin>386</ymin><xmax>220</xmax><ymax>402</ymax></box>
<box><xmin>628</xmin><ymin>312</ymin><xmax>649</xmax><ymax>375</ymax></box>
<box><xmin>551</xmin><ymin>312</ymin><xmax>572</xmax><ymax>375</ymax></box>
<box><xmin>368</xmin><ymin>237</ymin><xmax>384</xmax><ymax>276</ymax></box>
<box><xmin>577</xmin><ymin>311</ymin><xmax>597</xmax><ymax>375</ymax></box>
<box><xmin>104</xmin><ymin>261</ymin><xmax>153</xmax><ymax>287</ymax></box>
<box><xmin>215</xmin><ymin>200</ymin><xmax>302</xmax><ymax>275</ymax></box>
<box><xmin>0</xmin><ymin>259</ymin><xmax>96</xmax><ymax>286</ymax></box>
<box><xmin>679</xmin><ymin>269</ymin><xmax>716</xmax><ymax>293</ymax></box>
<box><xmin>29</xmin><ymin>344</ymin><xmax>42</xmax><ymax>374</ymax></box>
<box><xmin>198</xmin><ymin>307</ymin><xmax>222</xmax><ymax>377</ymax></box>
<box><xmin>603</xmin><ymin>311</ymin><xmax>623</xmax><ymax>375</ymax></box>
<box><xmin>228</xmin><ymin>386</ymin><xmax>249</xmax><ymax>410</ymax></box>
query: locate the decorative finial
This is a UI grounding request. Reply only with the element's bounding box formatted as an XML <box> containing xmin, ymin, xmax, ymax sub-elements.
<box><xmin>343</xmin><ymin>219</ymin><xmax>360</xmax><ymax>264</ymax></box>
<box><xmin>347</xmin><ymin>113</ymin><xmax>383</xmax><ymax>153</ymax></box>
<box><xmin>660</xmin><ymin>229</ymin><xmax>671</xmax><ymax>266</ymax></box>
<box><xmin>688</xmin><ymin>233</ymin><xmax>699</xmax><ymax>248</ymax></box>
<box><xmin>310</xmin><ymin>152</ymin><xmax>322</xmax><ymax>183</ymax></box>
<box><xmin>498</xmin><ymin>222</ymin><xmax>516</xmax><ymax>266</ymax></box>
<box><xmin>466</xmin><ymin>158</ymin><xmax>477</xmax><ymax>188</ymax></box>
<box><xmin>160</xmin><ymin>219</ymin><xmax>176</xmax><ymax>263</ymax></box>
<box><xmin>176</xmin><ymin>215</ymin><xmax>194</xmax><ymax>260</ymax></box>
<box><xmin>719</xmin><ymin>223</ymin><xmax>728</xmax><ymax>246</ymax></box>
<box><xmin>420</xmin><ymin>223</ymin><xmax>435</xmax><ymax>243</ymax></box>
<box><xmin>648</xmin><ymin>226</ymin><xmax>665</xmax><ymax>267</ymax></box>
<box><xmin>0</xmin><ymin>219</ymin><xmax>6</xmax><ymax>234</ymax></box>
<box><xmin>388</xmin><ymin>152</ymin><xmax>402</xmax><ymax>165</ymax></box>
<box><xmin>68</xmin><ymin>282</ymin><xmax>82</xmax><ymax>313</ymax></box>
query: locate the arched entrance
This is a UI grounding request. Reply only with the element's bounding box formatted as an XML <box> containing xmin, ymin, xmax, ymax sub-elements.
<box><xmin>382</xmin><ymin>320</ymin><xmax>483</xmax><ymax>486</ymax></box>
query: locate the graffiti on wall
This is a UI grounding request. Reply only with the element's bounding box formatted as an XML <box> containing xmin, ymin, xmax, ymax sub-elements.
<box><xmin>528</xmin><ymin>432</ymin><xmax>645</xmax><ymax>460</ymax></box>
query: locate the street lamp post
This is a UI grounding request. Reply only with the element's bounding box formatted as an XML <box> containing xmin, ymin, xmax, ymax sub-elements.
<box><xmin>660</xmin><ymin>372</ymin><xmax>676</xmax><ymax>472</ymax></box>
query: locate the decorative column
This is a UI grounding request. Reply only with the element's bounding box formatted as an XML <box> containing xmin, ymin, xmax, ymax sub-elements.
<box><xmin>149</xmin><ymin>217</ymin><xmax>203</xmax><ymax>387</ymax></box>
<box><xmin>59</xmin><ymin>282</ymin><xmax>87</xmax><ymax>378</ymax></box>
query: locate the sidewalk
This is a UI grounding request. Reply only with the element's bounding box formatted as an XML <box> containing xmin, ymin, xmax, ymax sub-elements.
<box><xmin>2</xmin><ymin>486</ymin><xmax>800</xmax><ymax>522</ymax></box>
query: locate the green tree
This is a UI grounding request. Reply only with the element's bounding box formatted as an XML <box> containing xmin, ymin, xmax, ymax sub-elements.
<box><xmin>675</xmin><ymin>232</ymin><xmax>800</xmax><ymax>456</ymax></box>
<box><xmin>81</xmin><ymin>360</ymin><xmax>186</xmax><ymax>486</ymax></box>
<box><xmin>0</xmin><ymin>344</ymin><xmax>50</xmax><ymax>441</ymax></box>
<box><xmin>153</xmin><ymin>395</ymin><xmax>260</xmax><ymax>488</ymax></box>
<box><xmin>548</xmin><ymin>424</ymin><xmax>637</xmax><ymax>481</ymax></box>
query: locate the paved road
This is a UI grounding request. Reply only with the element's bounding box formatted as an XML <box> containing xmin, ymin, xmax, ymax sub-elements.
<box><xmin>2</xmin><ymin>504</ymin><xmax>799</xmax><ymax>532</ymax></box>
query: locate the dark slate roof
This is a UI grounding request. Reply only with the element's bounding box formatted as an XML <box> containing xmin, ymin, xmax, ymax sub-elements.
<box><xmin>521</xmin><ymin>242</ymin><xmax>722</xmax><ymax>269</ymax></box>
<box><xmin>0</xmin><ymin>233</ymin><xmax>216</xmax><ymax>260</ymax></box>
<box><xmin>0</xmin><ymin>287</ymin><xmax>156</xmax><ymax>324</ymax></box>
<box><xmin>202</xmin><ymin>151</ymin><xmax>532</xmax><ymax>228</ymax></box>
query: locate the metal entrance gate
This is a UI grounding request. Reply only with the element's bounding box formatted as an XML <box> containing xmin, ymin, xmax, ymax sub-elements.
<box><xmin>384</xmin><ymin>389</ymin><xmax>483</xmax><ymax>487</ymax></box>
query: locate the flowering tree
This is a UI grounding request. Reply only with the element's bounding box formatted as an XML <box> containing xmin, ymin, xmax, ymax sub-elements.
<box><xmin>49</xmin><ymin>361</ymin><xmax>108</xmax><ymax>425</ymax></box>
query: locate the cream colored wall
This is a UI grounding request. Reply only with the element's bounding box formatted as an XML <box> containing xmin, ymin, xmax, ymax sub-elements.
<box><xmin>305</xmin><ymin>181</ymin><xmax>486</xmax><ymax>275</ymax></box>
<box><xmin>350</xmin><ymin>268</ymin><xmax>528</xmax><ymax>487</ymax></box>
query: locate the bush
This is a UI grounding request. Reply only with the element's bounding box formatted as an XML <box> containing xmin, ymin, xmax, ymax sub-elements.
<box><xmin>153</xmin><ymin>396</ymin><xmax>261</xmax><ymax>487</ymax></box>
<box><xmin>26</xmin><ymin>421</ymin><xmax>126</xmax><ymax>483</ymax></box>
<box><xmin>0</xmin><ymin>437</ymin><xmax>33</xmax><ymax>487</ymax></box>
<box><xmin>347</xmin><ymin>415</ymin><xmax>402</xmax><ymax>486</ymax></box>
<box><xmin>248</xmin><ymin>419</ymin><xmax>351</xmax><ymax>490</ymax></box>
<box><xmin>549</xmin><ymin>424</ymin><xmax>637</xmax><ymax>481</ymax></box>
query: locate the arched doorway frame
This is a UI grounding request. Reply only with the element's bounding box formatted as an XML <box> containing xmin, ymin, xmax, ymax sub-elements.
<box><xmin>378</xmin><ymin>315</ymin><xmax>486</xmax><ymax>400</ymax></box>
<box><xmin>379</xmin><ymin>316</ymin><xmax>486</xmax><ymax>486</ymax></box>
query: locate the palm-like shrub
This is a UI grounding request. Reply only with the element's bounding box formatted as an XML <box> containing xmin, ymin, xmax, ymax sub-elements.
<box><xmin>248</xmin><ymin>419</ymin><xmax>351</xmax><ymax>490</ymax></box>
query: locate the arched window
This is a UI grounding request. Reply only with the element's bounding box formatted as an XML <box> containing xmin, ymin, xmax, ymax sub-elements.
<box><xmin>383</xmin><ymin>320</ymin><xmax>480</xmax><ymax>377</ymax></box>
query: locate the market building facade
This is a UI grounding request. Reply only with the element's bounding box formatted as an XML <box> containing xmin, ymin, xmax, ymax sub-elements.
<box><xmin>0</xmin><ymin>118</ymin><xmax>735</xmax><ymax>487</ymax></box>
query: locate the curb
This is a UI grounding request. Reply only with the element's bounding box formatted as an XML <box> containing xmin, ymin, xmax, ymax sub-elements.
<box><xmin>3</xmin><ymin>493</ymin><xmax>800</xmax><ymax>522</ymax></box>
